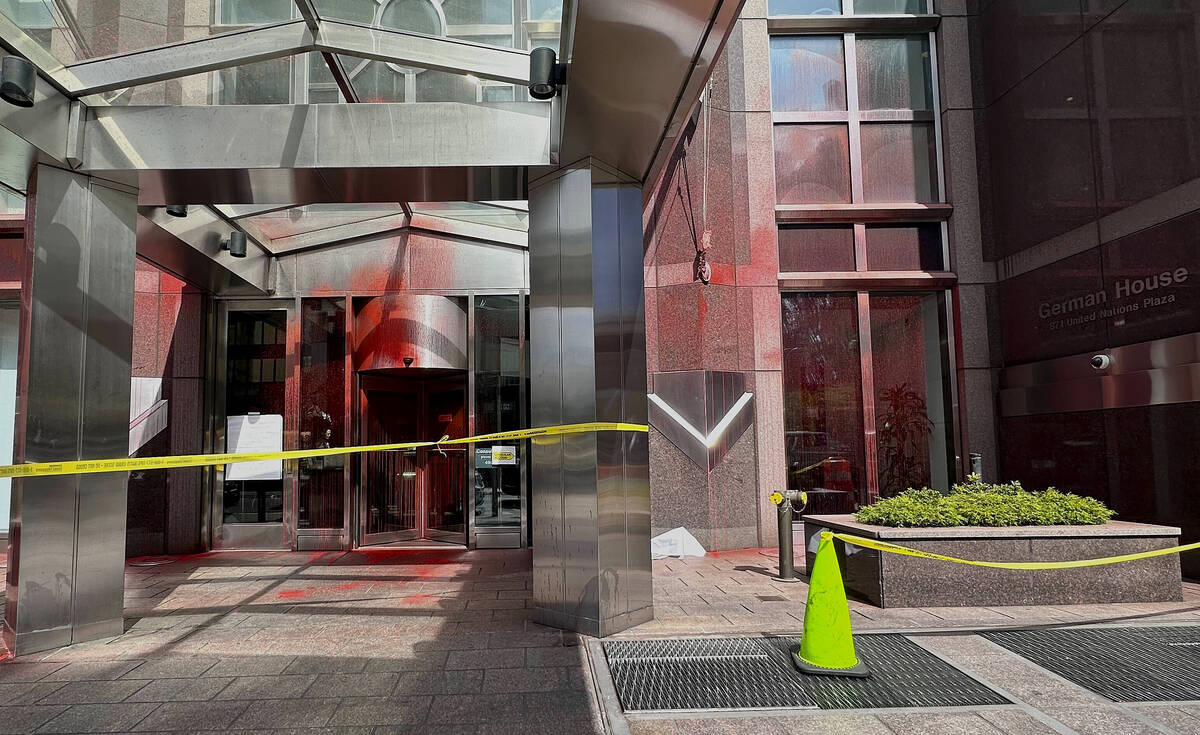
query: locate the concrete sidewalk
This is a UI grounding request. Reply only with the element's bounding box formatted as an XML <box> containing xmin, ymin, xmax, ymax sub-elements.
<box><xmin>0</xmin><ymin>547</ymin><xmax>1196</xmax><ymax>734</ymax></box>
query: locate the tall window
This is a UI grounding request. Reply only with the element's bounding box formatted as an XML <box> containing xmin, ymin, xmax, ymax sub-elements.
<box><xmin>770</xmin><ymin>32</ymin><xmax>938</xmax><ymax>207</ymax></box>
<box><xmin>772</xmin><ymin>11</ymin><xmax>955</xmax><ymax>505</ymax></box>
<box><xmin>298</xmin><ymin>299</ymin><xmax>347</xmax><ymax>530</ymax></box>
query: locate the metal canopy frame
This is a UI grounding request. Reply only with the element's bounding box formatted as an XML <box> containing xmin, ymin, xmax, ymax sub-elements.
<box><xmin>0</xmin><ymin>1</ymin><xmax>546</xmax><ymax>257</ymax></box>
<box><xmin>2</xmin><ymin>3</ymin><xmax>534</xmax><ymax>100</ymax></box>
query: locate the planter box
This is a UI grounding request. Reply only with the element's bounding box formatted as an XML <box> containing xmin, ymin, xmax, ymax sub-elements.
<box><xmin>801</xmin><ymin>515</ymin><xmax>1183</xmax><ymax>608</ymax></box>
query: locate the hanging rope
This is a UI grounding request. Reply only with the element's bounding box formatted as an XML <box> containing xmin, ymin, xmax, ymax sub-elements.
<box><xmin>695</xmin><ymin>79</ymin><xmax>713</xmax><ymax>285</ymax></box>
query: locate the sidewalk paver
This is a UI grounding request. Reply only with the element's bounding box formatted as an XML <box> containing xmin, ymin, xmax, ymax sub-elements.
<box><xmin>0</xmin><ymin>546</ymin><xmax>1195</xmax><ymax>734</ymax></box>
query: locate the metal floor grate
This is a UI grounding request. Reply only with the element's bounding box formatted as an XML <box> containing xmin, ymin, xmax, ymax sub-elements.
<box><xmin>603</xmin><ymin>635</ymin><xmax>1008</xmax><ymax>712</ymax></box>
<box><xmin>985</xmin><ymin>626</ymin><xmax>1200</xmax><ymax>702</ymax></box>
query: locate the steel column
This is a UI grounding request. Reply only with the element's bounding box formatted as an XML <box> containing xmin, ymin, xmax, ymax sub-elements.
<box><xmin>529</xmin><ymin>160</ymin><xmax>652</xmax><ymax>637</ymax></box>
<box><xmin>3</xmin><ymin>164</ymin><xmax>137</xmax><ymax>656</ymax></box>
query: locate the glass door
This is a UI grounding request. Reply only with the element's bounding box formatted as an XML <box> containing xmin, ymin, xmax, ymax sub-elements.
<box><xmin>360</xmin><ymin>380</ymin><xmax>421</xmax><ymax>544</ymax></box>
<box><xmin>422</xmin><ymin>376</ymin><xmax>468</xmax><ymax>544</ymax></box>
<box><xmin>358</xmin><ymin>373</ymin><xmax>468</xmax><ymax>545</ymax></box>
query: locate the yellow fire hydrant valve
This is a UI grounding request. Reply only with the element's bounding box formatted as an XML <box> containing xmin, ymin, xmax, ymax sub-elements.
<box><xmin>769</xmin><ymin>491</ymin><xmax>784</xmax><ymax>506</ymax></box>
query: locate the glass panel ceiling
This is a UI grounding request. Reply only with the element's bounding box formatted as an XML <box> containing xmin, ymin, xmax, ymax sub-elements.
<box><xmin>89</xmin><ymin>51</ymin><xmax>518</xmax><ymax>107</ymax></box>
<box><xmin>241</xmin><ymin>204</ymin><xmax>407</xmax><ymax>240</ymax></box>
<box><xmin>0</xmin><ymin>0</ymin><xmax>296</xmax><ymax>65</ymax></box>
<box><xmin>86</xmin><ymin>54</ymin><xmax>339</xmax><ymax>107</ymax></box>
<box><xmin>314</xmin><ymin>0</ymin><xmax>533</xmax><ymax>48</ymax></box>
<box><xmin>411</xmin><ymin>201</ymin><xmax>528</xmax><ymax>230</ymax></box>
<box><xmin>2</xmin><ymin>0</ymin><xmax>564</xmax><ymax>104</ymax></box>
<box><xmin>0</xmin><ymin>189</ymin><xmax>24</xmax><ymax>215</ymax></box>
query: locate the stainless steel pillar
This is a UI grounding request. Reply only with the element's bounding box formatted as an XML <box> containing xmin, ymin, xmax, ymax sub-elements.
<box><xmin>529</xmin><ymin>160</ymin><xmax>653</xmax><ymax>636</ymax></box>
<box><xmin>3</xmin><ymin>164</ymin><xmax>137</xmax><ymax>655</ymax></box>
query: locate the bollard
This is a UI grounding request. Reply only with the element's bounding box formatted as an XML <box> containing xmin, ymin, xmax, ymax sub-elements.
<box><xmin>969</xmin><ymin>452</ymin><xmax>983</xmax><ymax>478</ymax></box>
<box><xmin>769</xmin><ymin>490</ymin><xmax>807</xmax><ymax>583</ymax></box>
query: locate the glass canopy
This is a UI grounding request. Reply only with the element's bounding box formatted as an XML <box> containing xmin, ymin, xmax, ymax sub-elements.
<box><xmin>410</xmin><ymin>202</ymin><xmax>528</xmax><ymax>230</ymax></box>
<box><xmin>0</xmin><ymin>0</ymin><xmax>564</xmax><ymax>104</ymax></box>
<box><xmin>219</xmin><ymin>201</ymin><xmax>527</xmax><ymax>255</ymax></box>
<box><xmin>0</xmin><ymin>1</ymin><xmax>551</xmax><ymax>254</ymax></box>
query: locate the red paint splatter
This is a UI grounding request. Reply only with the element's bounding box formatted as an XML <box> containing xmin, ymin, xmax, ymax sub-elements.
<box><xmin>276</xmin><ymin>581</ymin><xmax>371</xmax><ymax>601</ymax></box>
<box><xmin>398</xmin><ymin>593</ymin><xmax>439</xmax><ymax>606</ymax></box>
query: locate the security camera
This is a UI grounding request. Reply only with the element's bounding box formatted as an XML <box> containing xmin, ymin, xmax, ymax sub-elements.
<box><xmin>529</xmin><ymin>47</ymin><xmax>566</xmax><ymax>100</ymax></box>
<box><xmin>221</xmin><ymin>231</ymin><xmax>247</xmax><ymax>258</ymax></box>
<box><xmin>1090</xmin><ymin>354</ymin><xmax>1112</xmax><ymax>370</ymax></box>
<box><xmin>165</xmin><ymin>204</ymin><xmax>188</xmax><ymax>218</ymax></box>
<box><xmin>0</xmin><ymin>56</ymin><xmax>36</xmax><ymax>108</ymax></box>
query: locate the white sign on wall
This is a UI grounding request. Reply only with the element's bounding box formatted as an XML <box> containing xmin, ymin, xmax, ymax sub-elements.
<box><xmin>226</xmin><ymin>414</ymin><xmax>284</xmax><ymax>481</ymax></box>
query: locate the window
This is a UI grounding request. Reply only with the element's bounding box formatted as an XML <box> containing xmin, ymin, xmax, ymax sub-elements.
<box><xmin>870</xmin><ymin>293</ymin><xmax>954</xmax><ymax>496</ymax></box>
<box><xmin>474</xmin><ymin>295</ymin><xmax>524</xmax><ymax>531</ymax></box>
<box><xmin>865</xmin><ymin>224</ymin><xmax>944</xmax><ymax>270</ymax></box>
<box><xmin>778</xmin><ymin>225</ymin><xmax>856</xmax><ymax>271</ymax></box>
<box><xmin>770</xmin><ymin>36</ymin><xmax>846</xmax><ymax>112</ymax></box>
<box><xmin>781</xmin><ymin>291</ymin><xmax>955</xmax><ymax>507</ymax></box>
<box><xmin>781</xmin><ymin>293</ymin><xmax>867</xmax><ymax>511</ymax></box>
<box><xmin>768</xmin><ymin>0</ymin><xmax>928</xmax><ymax>14</ymax></box>
<box><xmin>298</xmin><ymin>299</ymin><xmax>347</xmax><ymax>530</ymax></box>
<box><xmin>856</xmin><ymin>35</ymin><xmax>932</xmax><ymax>111</ymax></box>
<box><xmin>774</xmin><ymin>124</ymin><xmax>852</xmax><ymax>203</ymax></box>
<box><xmin>860</xmin><ymin>123</ymin><xmax>938</xmax><ymax>202</ymax></box>
<box><xmin>770</xmin><ymin>32</ymin><xmax>939</xmax><ymax>206</ymax></box>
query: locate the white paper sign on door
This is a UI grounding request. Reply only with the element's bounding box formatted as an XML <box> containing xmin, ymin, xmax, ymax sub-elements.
<box><xmin>226</xmin><ymin>414</ymin><xmax>284</xmax><ymax>481</ymax></box>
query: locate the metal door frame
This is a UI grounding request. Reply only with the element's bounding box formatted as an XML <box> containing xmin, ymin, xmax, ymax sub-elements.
<box><xmin>355</xmin><ymin>371</ymin><xmax>469</xmax><ymax>546</ymax></box>
<box><xmin>209</xmin><ymin>299</ymin><xmax>298</xmax><ymax>550</ymax></box>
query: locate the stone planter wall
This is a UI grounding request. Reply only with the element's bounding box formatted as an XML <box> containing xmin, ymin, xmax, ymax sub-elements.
<box><xmin>801</xmin><ymin>515</ymin><xmax>1183</xmax><ymax>608</ymax></box>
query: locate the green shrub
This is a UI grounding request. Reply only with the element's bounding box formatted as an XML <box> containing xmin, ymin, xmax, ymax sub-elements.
<box><xmin>853</xmin><ymin>474</ymin><xmax>1115</xmax><ymax>528</ymax></box>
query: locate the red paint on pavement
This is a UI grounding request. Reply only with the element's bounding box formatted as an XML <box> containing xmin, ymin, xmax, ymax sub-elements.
<box><xmin>277</xmin><ymin>581</ymin><xmax>371</xmax><ymax>600</ymax></box>
<box><xmin>398</xmin><ymin>593</ymin><xmax>439</xmax><ymax>606</ymax></box>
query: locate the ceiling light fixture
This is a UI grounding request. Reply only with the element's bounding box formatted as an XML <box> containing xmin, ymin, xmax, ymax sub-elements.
<box><xmin>0</xmin><ymin>56</ymin><xmax>36</xmax><ymax>108</ymax></box>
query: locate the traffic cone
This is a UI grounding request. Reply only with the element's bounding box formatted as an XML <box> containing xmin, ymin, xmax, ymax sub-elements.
<box><xmin>792</xmin><ymin>532</ymin><xmax>870</xmax><ymax>677</ymax></box>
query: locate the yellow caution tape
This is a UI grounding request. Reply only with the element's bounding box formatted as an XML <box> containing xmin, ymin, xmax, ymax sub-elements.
<box><xmin>0</xmin><ymin>422</ymin><xmax>649</xmax><ymax>480</ymax></box>
<box><xmin>826</xmin><ymin>531</ymin><xmax>1200</xmax><ymax>570</ymax></box>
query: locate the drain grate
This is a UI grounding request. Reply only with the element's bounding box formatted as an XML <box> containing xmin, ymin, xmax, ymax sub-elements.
<box><xmin>603</xmin><ymin>635</ymin><xmax>1008</xmax><ymax>712</ymax></box>
<box><xmin>604</xmin><ymin>637</ymin><xmax>816</xmax><ymax>712</ymax></box>
<box><xmin>759</xmin><ymin>634</ymin><xmax>1010</xmax><ymax>709</ymax></box>
<box><xmin>985</xmin><ymin>626</ymin><xmax>1200</xmax><ymax>702</ymax></box>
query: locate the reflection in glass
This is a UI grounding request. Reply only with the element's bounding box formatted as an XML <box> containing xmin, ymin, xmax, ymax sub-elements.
<box><xmin>315</xmin><ymin>0</ymin><xmax>521</xmax><ymax>48</ymax></box>
<box><xmin>778</xmin><ymin>225</ymin><xmax>856</xmax><ymax>272</ymax></box>
<box><xmin>224</xmin><ymin>311</ymin><xmax>288</xmax><ymax>524</ymax></box>
<box><xmin>474</xmin><ymin>295</ymin><xmax>523</xmax><ymax>529</ymax></box>
<box><xmin>774</xmin><ymin>124</ymin><xmax>852</xmax><ymax>203</ymax></box>
<box><xmin>781</xmin><ymin>293</ymin><xmax>866</xmax><ymax>511</ymax></box>
<box><xmin>0</xmin><ymin>306</ymin><xmax>16</xmax><ymax>539</ymax></box>
<box><xmin>218</xmin><ymin>58</ymin><xmax>293</xmax><ymax>105</ymax></box>
<box><xmin>854</xmin><ymin>0</ymin><xmax>926</xmax><ymax>12</ymax></box>
<box><xmin>768</xmin><ymin>0</ymin><xmax>842</xmax><ymax>14</ymax></box>
<box><xmin>410</xmin><ymin>202</ymin><xmax>529</xmax><ymax>230</ymax></box>
<box><xmin>218</xmin><ymin>0</ymin><xmax>295</xmax><ymax>24</ymax></box>
<box><xmin>857</xmin><ymin>36</ymin><xmax>933</xmax><ymax>110</ymax></box>
<box><xmin>530</xmin><ymin>0</ymin><xmax>564</xmax><ymax>19</ymax></box>
<box><xmin>861</xmin><ymin>123</ymin><xmax>938</xmax><ymax>202</ymax></box>
<box><xmin>869</xmin><ymin>293</ymin><xmax>952</xmax><ymax>496</ymax></box>
<box><xmin>383</xmin><ymin>0</ymin><xmax>445</xmax><ymax>34</ymax></box>
<box><xmin>0</xmin><ymin>189</ymin><xmax>23</xmax><ymax>215</ymax></box>
<box><xmin>864</xmin><ymin>224</ymin><xmax>944</xmax><ymax>271</ymax></box>
<box><xmin>298</xmin><ymin>299</ymin><xmax>346</xmax><ymax>530</ymax></box>
<box><xmin>245</xmin><ymin>204</ymin><xmax>406</xmax><ymax>240</ymax></box>
<box><xmin>770</xmin><ymin>36</ymin><xmax>847</xmax><ymax>112</ymax></box>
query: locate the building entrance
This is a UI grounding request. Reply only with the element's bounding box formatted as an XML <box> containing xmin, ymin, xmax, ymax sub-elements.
<box><xmin>358</xmin><ymin>373</ymin><xmax>468</xmax><ymax>546</ymax></box>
